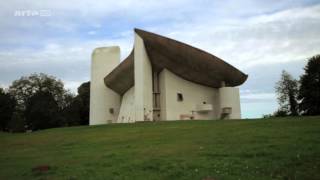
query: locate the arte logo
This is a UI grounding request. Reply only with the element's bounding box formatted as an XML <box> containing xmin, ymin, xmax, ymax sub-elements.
<box><xmin>14</xmin><ymin>10</ymin><xmax>52</xmax><ymax>17</ymax></box>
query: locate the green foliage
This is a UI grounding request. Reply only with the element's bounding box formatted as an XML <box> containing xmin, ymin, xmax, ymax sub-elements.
<box><xmin>77</xmin><ymin>81</ymin><xmax>90</xmax><ymax>125</ymax></box>
<box><xmin>62</xmin><ymin>82</ymin><xmax>90</xmax><ymax>126</ymax></box>
<box><xmin>0</xmin><ymin>117</ymin><xmax>320</xmax><ymax>179</ymax></box>
<box><xmin>299</xmin><ymin>55</ymin><xmax>320</xmax><ymax>115</ymax></box>
<box><xmin>275</xmin><ymin>70</ymin><xmax>299</xmax><ymax>116</ymax></box>
<box><xmin>25</xmin><ymin>91</ymin><xmax>60</xmax><ymax>130</ymax></box>
<box><xmin>273</xmin><ymin>109</ymin><xmax>288</xmax><ymax>117</ymax></box>
<box><xmin>61</xmin><ymin>98</ymin><xmax>82</xmax><ymax>126</ymax></box>
<box><xmin>8</xmin><ymin>73</ymin><xmax>71</xmax><ymax>110</ymax></box>
<box><xmin>262</xmin><ymin>114</ymin><xmax>273</xmax><ymax>118</ymax></box>
<box><xmin>7</xmin><ymin>111</ymin><xmax>25</xmax><ymax>133</ymax></box>
<box><xmin>2</xmin><ymin>73</ymin><xmax>90</xmax><ymax>131</ymax></box>
<box><xmin>0</xmin><ymin>87</ymin><xmax>16</xmax><ymax>131</ymax></box>
<box><xmin>1</xmin><ymin>73</ymin><xmax>89</xmax><ymax>131</ymax></box>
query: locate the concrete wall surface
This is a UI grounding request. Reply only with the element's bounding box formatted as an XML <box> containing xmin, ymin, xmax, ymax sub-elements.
<box><xmin>218</xmin><ymin>87</ymin><xmax>241</xmax><ymax>119</ymax></box>
<box><xmin>159</xmin><ymin>69</ymin><xmax>220</xmax><ymax>120</ymax></box>
<box><xmin>134</xmin><ymin>33</ymin><xmax>153</xmax><ymax>122</ymax></box>
<box><xmin>90</xmin><ymin>47</ymin><xmax>121</xmax><ymax>125</ymax></box>
<box><xmin>90</xmin><ymin>37</ymin><xmax>243</xmax><ymax>125</ymax></box>
<box><xmin>117</xmin><ymin>87</ymin><xmax>135</xmax><ymax>123</ymax></box>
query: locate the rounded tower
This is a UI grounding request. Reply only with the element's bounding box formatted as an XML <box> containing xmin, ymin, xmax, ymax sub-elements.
<box><xmin>219</xmin><ymin>87</ymin><xmax>241</xmax><ymax>119</ymax></box>
<box><xmin>89</xmin><ymin>47</ymin><xmax>121</xmax><ymax>125</ymax></box>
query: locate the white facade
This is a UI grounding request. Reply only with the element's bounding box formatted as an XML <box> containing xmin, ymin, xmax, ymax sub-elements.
<box><xmin>159</xmin><ymin>69</ymin><xmax>220</xmax><ymax>120</ymax></box>
<box><xmin>89</xmin><ymin>31</ymin><xmax>245</xmax><ymax>125</ymax></box>
<box><xmin>89</xmin><ymin>47</ymin><xmax>121</xmax><ymax>125</ymax></box>
<box><xmin>133</xmin><ymin>33</ymin><xmax>153</xmax><ymax>122</ymax></box>
<box><xmin>117</xmin><ymin>87</ymin><xmax>135</xmax><ymax>123</ymax></box>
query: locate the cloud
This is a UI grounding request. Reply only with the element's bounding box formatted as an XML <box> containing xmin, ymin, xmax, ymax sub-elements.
<box><xmin>64</xmin><ymin>80</ymin><xmax>83</xmax><ymax>94</ymax></box>
<box><xmin>242</xmin><ymin>101</ymin><xmax>278</xmax><ymax>118</ymax></box>
<box><xmin>0</xmin><ymin>0</ymin><xmax>319</xmax><ymax>117</ymax></box>
<box><xmin>0</xmin><ymin>35</ymin><xmax>133</xmax><ymax>92</ymax></box>
<box><xmin>239</xmin><ymin>60</ymin><xmax>307</xmax><ymax>118</ymax></box>
<box><xmin>241</xmin><ymin>92</ymin><xmax>276</xmax><ymax>101</ymax></box>
<box><xmin>88</xmin><ymin>31</ymin><xmax>97</xmax><ymax>35</ymax></box>
<box><xmin>153</xmin><ymin>4</ymin><xmax>320</xmax><ymax>70</ymax></box>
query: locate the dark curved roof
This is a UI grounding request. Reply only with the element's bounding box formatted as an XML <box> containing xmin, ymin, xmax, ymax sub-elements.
<box><xmin>104</xmin><ymin>28</ymin><xmax>248</xmax><ymax>95</ymax></box>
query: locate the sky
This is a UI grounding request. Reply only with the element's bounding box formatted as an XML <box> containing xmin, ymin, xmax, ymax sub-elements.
<box><xmin>0</xmin><ymin>0</ymin><xmax>319</xmax><ymax>118</ymax></box>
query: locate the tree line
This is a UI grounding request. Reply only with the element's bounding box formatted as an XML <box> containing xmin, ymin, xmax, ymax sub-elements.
<box><xmin>0</xmin><ymin>73</ymin><xmax>90</xmax><ymax>132</ymax></box>
<box><xmin>1</xmin><ymin>55</ymin><xmax>318</xmax><ymax>131</ymax></box>
<box><xmin>272</xmin><ymin>54</ymin><xmax>320</xmax><ymax>117</ymax></box>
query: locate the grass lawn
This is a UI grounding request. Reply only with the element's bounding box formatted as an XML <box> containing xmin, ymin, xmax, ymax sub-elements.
<box><xmin>0</xmin><ymin>116</ymin><xmax>320</xmax><ymax>180</ymax></box>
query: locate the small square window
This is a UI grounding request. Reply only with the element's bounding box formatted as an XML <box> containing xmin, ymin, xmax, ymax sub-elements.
<box><xmin>177</xmin><ymin>93</ymin><xmax>183</xmax><ymax>101</ymax></box>
<box><xmin>109</xmin><ymin>108</ymin><xmax>114</xmax><ymax>114</ymax></box>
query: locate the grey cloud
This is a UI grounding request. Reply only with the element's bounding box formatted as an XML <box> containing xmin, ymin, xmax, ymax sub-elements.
<box><xmin>0</xmin><ymin>1</ymin><xmax>319</xmax><ymax>117</ymax></box>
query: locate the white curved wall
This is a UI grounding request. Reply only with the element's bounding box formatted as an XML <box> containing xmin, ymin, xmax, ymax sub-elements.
<box><xmin>89</xmin><ymin>47</ymin><xmax>121</xmax><ymax>125</ymax></box>
<box><xmin>219</xmin><ymin>87</ymin><xmax>241</xmax><ymax>119</ymax></box>
<box><xmin>159</xmin><ymin>69</ymin><xmax>220</xmax><ymax>120</ymax></box>
<box><xmin>117</xmin><ymin>87</ymin><xmax>135</xmax><ymax>123</ymax></box>
<box><xmin>134</xmin><ymin>33</ymin><xmax>153</xmax><ymax>122</ymax></box>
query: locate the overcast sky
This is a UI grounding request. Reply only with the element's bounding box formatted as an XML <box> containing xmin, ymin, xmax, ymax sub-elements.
<box><xmin>0</xmin><ymin>0</ymin><xmax>319</xmax><ymax>118</ymax></box>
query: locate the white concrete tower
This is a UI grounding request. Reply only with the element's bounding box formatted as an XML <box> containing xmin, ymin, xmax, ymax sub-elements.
<box><xmin>134</xmin><ymin>33</ymin><xmax>153</xmax><ymax>122</ymax></box>
<box><xmin>90</xmin><ymin>47</ymin><xmax>121</xmax><ymax>125</ymax></box>
<box><xmin>219</xmin><ymin>86</ymin><xmax>241</xmax><ymax>119</ymax></box>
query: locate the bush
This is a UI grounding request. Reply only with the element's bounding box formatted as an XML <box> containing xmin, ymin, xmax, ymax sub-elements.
<box><xmin>8</xmin><ymin>111</ymin><xmax>25</xmax><ymax>133</ymax></box>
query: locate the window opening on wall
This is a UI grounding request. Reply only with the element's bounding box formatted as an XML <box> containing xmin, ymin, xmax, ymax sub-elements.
<box><xmin>177</xmin><ymin>93</ymin><xmax>183</xmax><ymax>101</ymax></box>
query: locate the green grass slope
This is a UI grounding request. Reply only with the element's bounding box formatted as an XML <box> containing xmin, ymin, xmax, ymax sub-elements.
<box><xmin>1</xmin><ymin>116</ymin><xmax>320</xmax><ymax>180</ymax></box>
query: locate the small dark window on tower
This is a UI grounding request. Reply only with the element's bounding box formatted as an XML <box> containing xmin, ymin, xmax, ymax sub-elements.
<box><xmin>177</xmin><ymin>93</ymin><xmax>183</xmax><ymax>101</ymax></box>
<box><xmin>203</xmin><ymin>101</ymin><xmax>207</xmax><ymax>104</ymax></box>
<box><xmin>109</xmin><ymin>108</ymin><xmax>114</xmax><ymax>114</ymax></box>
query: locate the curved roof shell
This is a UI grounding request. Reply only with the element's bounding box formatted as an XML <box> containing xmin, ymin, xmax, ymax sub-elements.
<box><xmin>104</xmin><ymin>29</ymin><xmax>248</xmax><ymax>95</ymax></box>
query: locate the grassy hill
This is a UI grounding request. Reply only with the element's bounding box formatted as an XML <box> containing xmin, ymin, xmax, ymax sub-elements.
<box><xmin>1</xmin><ymin>116</ymin><xmax>320</xmax><ymax>180</ymax></box>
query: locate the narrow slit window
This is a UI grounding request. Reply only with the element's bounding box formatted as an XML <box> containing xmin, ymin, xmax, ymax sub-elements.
<box><xmin>109</xmin><ymin>108</ymin><xmax>114</xmax><ymax>114</ymax></box>
<box><xmin>177</xmin><ymin>93</ymin><xmax>183</xmax><ymax>102</ymax></box>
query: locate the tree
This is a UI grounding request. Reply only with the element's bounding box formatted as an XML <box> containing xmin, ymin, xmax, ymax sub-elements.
<box><xmin>0</xmin><ymin>88</ymin><xmax>16</xmax><ymax>131</ymax></box>
<box><xmin>25</xmin><ymin>91</ymin><xmax>60</xmax><ymax>130</ymax></box>
<box><xmin>62</xmin><ymin>82</ymin><xmax>90</xmax><ymax>126</ymax></box>
<box><xmin>7</xmin><ymin>111</ymin><xmax>25</xmax><ymax>132</ymax></box>
<box><xmin>275</xmin><ymin>70</ymin><xmax>299</xmax><ymax>116</ymax></box>
<box><xmin>62</xmin><ymin>97</ymin><xmax>82</xmax><ymax>126</ymax></box>
<box><xmin>298</xmin><ymin>55</ymin><xmax>320</xmax><ymax>115</ymax></box>
<box><xmin>77</xmin><ymin>82</ymin><xmax>90</xmax><ymax>125</ymax></box>
<box><xmin>9</xmin><ymin>73</ymin><xmax>71</xmax><ymax>110</ymax></box>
